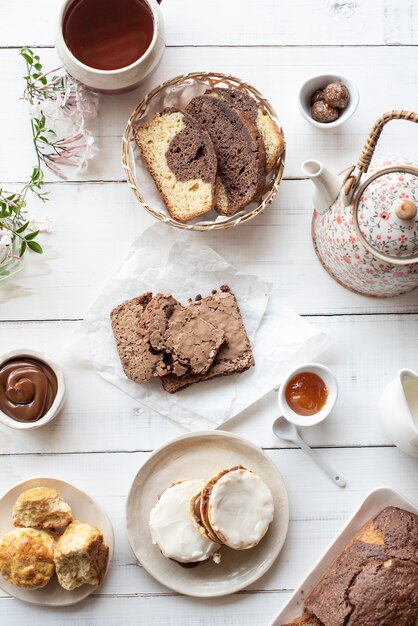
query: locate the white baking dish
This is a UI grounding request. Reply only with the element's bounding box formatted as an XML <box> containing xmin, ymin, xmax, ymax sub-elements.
<box><xmin>269</xmin><ymin>486</ymin><xmax>418</xmax><ymax>625</ymax></box>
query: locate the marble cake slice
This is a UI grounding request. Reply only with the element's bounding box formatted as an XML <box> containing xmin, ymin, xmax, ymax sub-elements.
<box><xmin>205</xmin><ymin>88</ymin><xmax>284</xmax><ymax>173</ymax></box>
<box><xmin>185</xmin><ymin>95</ymin><xmax>266</xmax><ymax>216</ymax></box>
<box><xmin>134</xmin><ymin>108</ymin><xmax>217</xmax><ymax>222</ymax></box>
<box><xmin>161</xmin><ymin>286</ymin><xmax>254</xmax><ymax>393</ymax></box>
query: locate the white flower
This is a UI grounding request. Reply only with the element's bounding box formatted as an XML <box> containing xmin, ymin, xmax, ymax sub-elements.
<box><xmin>28</xmin><ymin>101</ymin><xmax>43</xmax><ymax>118</ymax></box>
<box><xmin>0</xmin><ymin>232</ymin><xmax>12</xmax><ymax>247</ymax></box>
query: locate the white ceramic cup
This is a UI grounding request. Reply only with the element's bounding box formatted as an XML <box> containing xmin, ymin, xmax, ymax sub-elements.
<box><xmin>277</xmin><ymin>363</ymin><xmax>338</xmax><ymax>427</ymax></box>
<box><xmin>298</xmin><ymin>74</ymin><xmax>359</xmax><ymax>129</ymax></box>
<box><xmin>55</xmin><ymin>0</ymin><xmax>165</xmax><ymax>94</ymax></box>
<box><xmin>0</xmin><ymin>349</ymin><xmax>65</xmax><ymax>430</ymax></box>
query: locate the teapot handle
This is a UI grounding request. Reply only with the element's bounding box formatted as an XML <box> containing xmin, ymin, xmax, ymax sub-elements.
<box><xmin>357</xmin><ymin>110</ymin><xmax>418</xmax><ymax>173</ymax></box>
<box><xmin>343</xmin><ymin>110</ymin><xmax>418</xmax><ymax>197</ymax></box>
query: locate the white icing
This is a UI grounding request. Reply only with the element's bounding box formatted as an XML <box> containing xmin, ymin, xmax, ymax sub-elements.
<box><xmin>208</xmin><ymin>469</ymin><xmax>274</xmax><ymax>549</ymax></box>
<box><xmin>149</xmin><ymin>480</ymin><xmax>219</xmax><ymax>563</ymax></box>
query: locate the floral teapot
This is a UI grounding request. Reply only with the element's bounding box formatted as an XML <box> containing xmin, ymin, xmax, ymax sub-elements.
<box><xmin>303</xmin><ymin>110</ymin><xmax>418</xmax><ymax>297</ymax></box>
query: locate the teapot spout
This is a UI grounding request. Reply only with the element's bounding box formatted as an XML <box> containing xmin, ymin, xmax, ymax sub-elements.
<box><xmin>302</xmin><ymin>160</ymin><xmax>341</xmax><ymax>215</ymax></box>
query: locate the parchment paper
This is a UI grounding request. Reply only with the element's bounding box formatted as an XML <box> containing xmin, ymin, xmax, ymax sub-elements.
<box><xmin>73</xmin><ymin>224</ymin><xmax>333</xmax><ymax>430</ymax></box>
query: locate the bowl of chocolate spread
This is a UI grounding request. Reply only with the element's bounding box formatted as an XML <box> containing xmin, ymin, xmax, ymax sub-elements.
<box><xmin>0</xmin><ymin>350</ymin><xmax>65</xmax><ymax>429</ymax></box>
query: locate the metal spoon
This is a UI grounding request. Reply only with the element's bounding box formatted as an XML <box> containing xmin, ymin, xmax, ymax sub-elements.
<box><xmin>272</xmin><ymin>416</ymin><xmax>346</xmax><ymax>488</ymax></box>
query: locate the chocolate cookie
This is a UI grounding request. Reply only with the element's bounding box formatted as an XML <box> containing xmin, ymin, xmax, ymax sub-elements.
<box><xmin>161</xmin><ymin>286</ymin><xmax>254</xmax><ymax>392</ymax></box>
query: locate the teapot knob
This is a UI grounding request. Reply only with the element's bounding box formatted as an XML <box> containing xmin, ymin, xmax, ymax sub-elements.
<box><xmin>395</xmin><ymin>199</ymin><xmax>417</xmax><ymax>221</ymax></box>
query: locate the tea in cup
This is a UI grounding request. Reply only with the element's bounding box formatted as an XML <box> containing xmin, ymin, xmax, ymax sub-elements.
<box><xmin>56</xmin><ymin>0</ymin><xmax>165</xmax><ymax>93</ymax></box>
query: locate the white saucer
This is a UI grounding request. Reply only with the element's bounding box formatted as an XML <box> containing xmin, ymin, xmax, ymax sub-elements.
<box><xmin>126</xmin><ymin>430</ymin><xmax>289</xmax><ymax>597</ymax></box>
<box><xmin>0</xmin><ymin>477</ymin><xmax>114</xmax><ymax>606</ymax></box>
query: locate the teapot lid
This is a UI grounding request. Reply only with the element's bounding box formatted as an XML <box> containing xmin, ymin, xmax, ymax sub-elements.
<box><xmin>354</xmin><ymin>165</ymin><xmax>418</xmax><ymax>263</ymax></box>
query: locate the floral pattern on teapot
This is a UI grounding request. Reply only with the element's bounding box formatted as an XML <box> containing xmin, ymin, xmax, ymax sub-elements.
<box><xmin>312</xmin><ymin>158</ymin><xmax>418</xmax><ymax>297</ymax></box>
<box><xmin>357</xmin><ymin>170</ymin><xmax>418</xmax><ymax>259</ymax></box>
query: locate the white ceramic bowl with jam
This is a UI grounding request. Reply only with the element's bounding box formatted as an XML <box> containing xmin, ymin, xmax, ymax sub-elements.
<box><xmin>0</xmin><ymin>349</ymin><xmax>65</xmax><ymax>430</ymax></box>
<box><xmin>278</xmin><ymin>363</ymin><xmax>338</xmax><ymax>427</ymax></box>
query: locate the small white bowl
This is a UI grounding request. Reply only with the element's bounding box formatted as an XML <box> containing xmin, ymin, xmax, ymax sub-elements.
<box><xmin>0</xmin><ymin>349</ymin><xmax>65</xmax><ymax>430</ymax></box>
<box><xmin>298</xmin><ymin>74</ymin><xmax>359</xmax><ymax>129</ymax></box>
<box><xmin>278</xmin><ymin>362</ymin><xmax>338</xmax><ymax>427</ymax></box>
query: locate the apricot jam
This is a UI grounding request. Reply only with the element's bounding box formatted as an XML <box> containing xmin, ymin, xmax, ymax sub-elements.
<box><xmin>285</xmin><ymin>372</ymin><xmax>328</xmax><ymax>416</ymax></box>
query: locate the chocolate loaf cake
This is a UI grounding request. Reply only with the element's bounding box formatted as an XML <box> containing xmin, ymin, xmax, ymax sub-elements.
<box><xmin>205</xmin><ymin>88</ymin><xmax>284</xmax><ymax>173</ymax></box>
<box><xmin>185</xmin><ymin>95</ymin><xmax>266</xmax><ymax>216</ymax></box>
<box><xmin>302</xmin><ymin>506</ymin><xmax>418</xmax><ymax>626</ymax></box>
<box><xmin>134</xmin><ymin>108</ymin><xmax>217</xmax><ymax>222</ymax></box>
<box><xmin>282</xmin><ymin>618</ymin><xmax>323</xmax><ymax>626</ymax></box>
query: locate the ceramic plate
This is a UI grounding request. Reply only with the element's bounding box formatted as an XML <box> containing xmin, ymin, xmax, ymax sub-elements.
<box><xmin>126</xmin><ymin>430</ymin><xmax>289</xmax><ymax>597</ymax></box>
<box><xmin>269</xmin><ymin>486</ymin><xmax>418</xmax><ymax>625</ymax></box>
<box><xmin>0</xmin><ymin>477</ymin><xmax>114</xmax><ymax>606</ymax></box>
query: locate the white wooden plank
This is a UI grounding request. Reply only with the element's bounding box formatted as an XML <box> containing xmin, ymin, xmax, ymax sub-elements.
<box><xmin>0</xmin><ymin>592</ymin><xmax>291</xmax><ymax>625</ymax></box>
<box><xmin>0</xmin><ymin>0</ymin><xmax>416</xmax><ymax>47</ymax></box>
<box><xmin>1</xmin><ymin>180</ymin><xmax>418</xmax><ymax>320</ymax></box>
<box><xmin>0</xmin><ymin>448</ymin><xmax>416</xmax><ymax>601</ymax></box>
<box><xmin>0</xmin><ymin>315</ymin><xmax>418</xmax><ymax>453</ymax></box>
<box><xmin>0</xmin><ymin>313</ymin><xmax>417</xmax><ymax>452</ymax></box>
<box><xmin>2</xmin><ymin>46</ymin><xmax>418</xmax><ymax>183</ymax></box>
<box><xmin>0</xmin><ymin>311</ymin><xmax>414</xmax><ymax>450</ymax></box>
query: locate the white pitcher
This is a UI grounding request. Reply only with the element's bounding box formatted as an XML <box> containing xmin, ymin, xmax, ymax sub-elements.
<box><xmin>380</xmin><ymin>369</ymin><xmax>418</xmax><ymax>458</ymax></box>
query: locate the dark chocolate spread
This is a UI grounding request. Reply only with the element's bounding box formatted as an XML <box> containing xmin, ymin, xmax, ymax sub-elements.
<box><xmin>0</xmin><ymin>357</ymin><xmax>58</xmax><ymax>422</ymax></box>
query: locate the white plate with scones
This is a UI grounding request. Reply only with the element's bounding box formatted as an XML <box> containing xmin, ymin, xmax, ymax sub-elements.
<box><xmin>122</xmin><ymin>71</ymin><xmax>285</xmax><ymax>231</ymax></box>
<box><xmin>269</xmin><ymin>486</ymin><xmax>418</xmax><ymax>625</ymax></box>
<box><xmin>126</xmin><ymin>430</ymin><xmax>289</xmax><ymax>597</ymax></box>
<box><xmin>0</xmin><ymin>477</ymin><xmax>114</xmax><ymax>606</ymax></box>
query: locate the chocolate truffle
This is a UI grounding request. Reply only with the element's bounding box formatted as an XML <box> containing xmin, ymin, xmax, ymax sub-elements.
<box><xmin>311</xmin><ymin>89</ymin><xmax>325</xmax><ymax>105</ymax></box>
<box><xmin>323</xmin><ymin>82</ymin><xmax>350</xmax><ymax>109</ymax></box>
<box><xmin>311</xmin><ymin>100</ymin><xmax>339</xmax><ymax>123</ymax></box>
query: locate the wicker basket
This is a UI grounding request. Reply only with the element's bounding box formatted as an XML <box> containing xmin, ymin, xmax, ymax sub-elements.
<box><xmin>121</xmin><ymin>71</ymin><xmax>286</xmax><ymax>231</ymax></box>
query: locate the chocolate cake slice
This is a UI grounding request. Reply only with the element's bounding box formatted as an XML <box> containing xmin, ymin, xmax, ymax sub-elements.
<box><xmin>185</xmin><ymin>95</ymin><xmax>266</xmax><ymax>216</ymax></box>
<box><xmin>161</xmin><ymin>286</ymin><xmax>254</xmax><ymax>393</ymax></box>
<box><xmin>134</xmin><ymin>108</ymin><xmax>217</xmax><ymax>222</ymax></box>
<box><xmin>205</xmin><ymin>88</ymin><xmax>284</xmax><ymax>173</ymax></box>
<box><xmin>138</xmin><ymin>293</ymin><xmax>225</xmax><ymax>376</ymax></box>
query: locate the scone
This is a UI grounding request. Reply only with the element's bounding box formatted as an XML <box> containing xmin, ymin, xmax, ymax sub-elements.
<box><xmin>149</xmin><ymin>480</ymin><xmax>220</xmax><ymax>565</ymax></box>
<box><xmin>186</xmin><ymin>95</ymin><xmax>266</xmax><ymax>216</ymax></box>
<box><xmin>54</xmin><ymin>520</ymin><xmax>109</xmax><ymax>591</ymax></box>
<box><xmin>13</xmin><ymin>487</ymin><xmax>72</xmax><ymax>533</ymax></box>
<box><xmin>0</xmin><ymin>527</ymin><xmax>55</xmax><ymax>589</ymax></box>
<box><xmin>135</xmin><ymin>108</ymin><xmax>218</xmax><ymax>222</ymax></box>
<box><xmin>205</xmin><ymin>88</ymin><xmax>285</xmax><ymax>172</ymax></box>
<box><xmin>196</xmin><ymin>466</ymin><xmax>274</xmax><ymax>550</ymax></box>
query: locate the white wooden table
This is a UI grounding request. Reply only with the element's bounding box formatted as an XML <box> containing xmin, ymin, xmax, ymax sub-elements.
<box><xmin>1</xmin><ymin>0</ymin><xmax>418</xmax><ymax>623</ymax></box>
